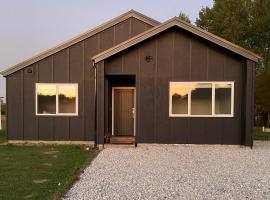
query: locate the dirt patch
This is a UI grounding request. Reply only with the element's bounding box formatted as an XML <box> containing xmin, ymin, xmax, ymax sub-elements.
<box><xmin>24</xmin><ymin>193</ymin><xmax>34</xmax><ymax>199</ymax></box>
<box><xmin>43</xmin><ymin>162</ymin><xmax>52</xmax><ymax>167</ymax></box>
<box><xmin>43</xmin><ymin>151</ymin><xmax>59</xmax><ymax>155</ymax></box>
<box><xmin>33</xmin><ymin>179</ymin><xmax>48</xmax><ymax>184</ymax></box>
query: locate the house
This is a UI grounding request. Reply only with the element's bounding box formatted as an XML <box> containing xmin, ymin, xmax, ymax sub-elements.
<box><xmin>0</xmin><ymin>10</ymin><xmax>260</xmax><ymax>147</ymax></box>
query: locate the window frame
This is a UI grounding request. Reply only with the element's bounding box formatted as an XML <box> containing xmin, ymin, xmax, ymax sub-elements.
<box><xmin>35</xmin><ymin>83</ymin><xmax>79</xmax><ymax>116</ymax></box>
<box><xmin>169</xmin><ymin>81</ymin><xmax>234</xmax><ymax>118</ymax></box>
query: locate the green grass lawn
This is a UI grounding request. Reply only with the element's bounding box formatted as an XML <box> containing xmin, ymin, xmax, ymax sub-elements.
<box><xmin>0</xmin><ymin>131</ymin><xmax>98</xmax><ymax>200</ymax></box>
<box><xmin>253</xmin><ymin>127</ymin><xmax>270</xmax><ymax>140</ymax></box>
<box><xmin>0</xmin><ymin>129</ymin><xmax>6</xmax><ymax>143</ymax></box>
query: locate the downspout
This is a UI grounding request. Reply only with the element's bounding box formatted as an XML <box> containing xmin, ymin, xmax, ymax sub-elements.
<box><xmin>92</xmin><ymin>60</ymin><xmax>98</xmax><ymax>149</ymax></box>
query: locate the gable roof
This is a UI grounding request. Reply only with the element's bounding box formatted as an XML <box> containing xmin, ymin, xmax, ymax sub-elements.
<box><xmin>1</xmin><ymin>10</ymin><xmax>160</xmax><ymax>77</ymax></box>
<box><xmin>93</xmin><ymin>17</ymin><xmax>261</xmax><ymax>63</ymax></box>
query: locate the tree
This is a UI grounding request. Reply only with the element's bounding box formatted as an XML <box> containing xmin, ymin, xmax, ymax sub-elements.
<box><xmin>248</xmin><ymin>0</ymin><xmax>270</xmax><ymax>67</ymax></box>
<box><xmin>178</xmin><ymin>12</ymin><xmax>191</xmax><ymax>23</ymax></box>
<box><xmin>255</xmin><ymin>68</ymin><xmax>270</xmax><ymax>126</ymax></box>
<box><xmin>196</xmin><ymin>0</ymin><xmax>270</xmax><ymax>126</ymax></box>
<box><xmin>196</xmin><ymin>0</ymin><xmax>252</xmax><ymax>49</ymax></box>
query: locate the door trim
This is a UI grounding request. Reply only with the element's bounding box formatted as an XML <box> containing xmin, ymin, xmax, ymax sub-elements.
<box><xmin>112</xmin><ymin>87</ymin><xmax>136</xmax><ymax>136</ymax></box>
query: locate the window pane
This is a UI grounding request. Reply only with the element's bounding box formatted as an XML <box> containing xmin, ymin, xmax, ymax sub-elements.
<box><xmin>215</xmin><ymin>84</ymin><xmax>232</xmax><ymax>114</ymax></box>
<box><xmin>191</xmin><ymin>83</ymin><xmax>212</xmax><ymax>115</ymax></box>
<box><xmin>37</xmin><ymin>84</ymin><xmax>56</xmax><ymax>114</ymax></box>
<box><xmin>58</xmin><ymin>85</ymin><xmax>77</xmax><ymax>114</ymax></box>
<box><xmin>171</xmin><ymin>84</ymin><xmax>189</xmax><ymax>114</ymax></box>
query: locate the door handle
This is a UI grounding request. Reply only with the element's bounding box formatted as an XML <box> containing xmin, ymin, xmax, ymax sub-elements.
<box><xmin>132</xmin><ymin>108</ymin><xmax>135</xmax><ymax>118</ymax></box>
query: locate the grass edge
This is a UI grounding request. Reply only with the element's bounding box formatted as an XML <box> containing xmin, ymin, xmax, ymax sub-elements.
<box><xmin>53</xmin><ymin>148</ymin><xmax>100</xmax><ymax>200</ymax></box>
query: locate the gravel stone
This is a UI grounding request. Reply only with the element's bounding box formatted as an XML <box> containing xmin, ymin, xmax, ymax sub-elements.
<box><xmin>63</xmin><ymin>141</ymin><xmax>270</xmax><ymax>200</ymax></box>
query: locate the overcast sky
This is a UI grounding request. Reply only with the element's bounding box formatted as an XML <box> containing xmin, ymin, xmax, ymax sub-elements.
<box><xmin>0</xmin><ymin>0</ymin><xmax>213</xmax><ymax>101</ymax></box>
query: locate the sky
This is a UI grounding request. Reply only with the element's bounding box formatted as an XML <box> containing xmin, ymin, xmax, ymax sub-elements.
<box><xmin>0</xmin><ymin>0</ymin><xmax>213</xmax><ymax>101</ymax></box>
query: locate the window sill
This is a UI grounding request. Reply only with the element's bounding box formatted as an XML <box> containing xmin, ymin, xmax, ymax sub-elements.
<box><xmin>169</xmin><ymin>115</ymin><xmax>234</xmax><ymax>118</ymax></box>
<box><xmin>36</xmin><ymin>114</ymin><xmax>78</xmax><ymax>117</ymax></box>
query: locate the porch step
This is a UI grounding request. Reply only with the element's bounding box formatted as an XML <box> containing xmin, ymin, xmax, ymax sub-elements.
<box><xmin>110</xmin><ymin>136</ymin><xmax>135</xmax><ymax>144</ymax></box>
<box><xmin>104</xmin><ymin>144</ymin><xmax>135</xmax><ymax>149</ymax></box>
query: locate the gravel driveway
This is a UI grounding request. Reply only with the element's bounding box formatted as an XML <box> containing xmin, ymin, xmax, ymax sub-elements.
<box><xmin>63</xmin><ymin>141</ymin><xmax>270</xmax><ymax>200</ymax></box>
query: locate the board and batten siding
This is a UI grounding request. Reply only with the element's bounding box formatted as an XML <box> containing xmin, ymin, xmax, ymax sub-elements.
<box><xmin>6</xmin><ymin>17</ymin><xmax>153</xmax><ymax>141</ymax></box>
<box><xmin>103</xmin><ymin>28</ymin><xmax>254</xmax><ymax>145</ymax></box>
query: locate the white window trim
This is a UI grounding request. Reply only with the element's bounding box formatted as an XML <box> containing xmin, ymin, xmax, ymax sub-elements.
<box><xmin>169</xmin><ymin>81</ymin><xmax>234</xmax><ymax>118</ymax></box>
<box><xmin>36</xmin><ymin>83</ymin><xmax>79</xmax><ymax>116</ymax></box>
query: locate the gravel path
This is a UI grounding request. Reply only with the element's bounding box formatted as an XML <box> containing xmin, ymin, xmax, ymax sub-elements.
<box><xmin>63</xmin><ymin>141</ymin><xmax>270</xmax><ymax>200</ymax></box>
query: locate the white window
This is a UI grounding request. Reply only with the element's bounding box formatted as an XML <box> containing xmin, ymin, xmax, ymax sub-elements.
<box><xmin>36</xmin><ymin>83</ymin><xmax>78</xmax><ymax>116</ymax></box>
<box><xmin>169</xmin><ymin>82</ymin><xmax>234</xmax><ymax>117</ymax></box>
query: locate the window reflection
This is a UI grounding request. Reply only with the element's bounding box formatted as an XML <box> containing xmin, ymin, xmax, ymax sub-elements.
<box><xmin>37</xmin><ymin>84</ymin><xmax>56</xmax><ymax>114</ymax></box>
<box><xmin>191</xmin><ymin>83</ymin><xmax>212</xmax><ymax>115</ymax></box>
<box><xmin>171</xmin><ymin>85</ymin><xmax>189</xmax><ymax>114</ymax></box>
<box><xmin>58</xmin><ymin>85</ymin><xmax>77</xmax><ymax>113</ymax></box>
<box><xmin>215</xmin><ymin>84</ymin><xmax>232</xmax><ymax>114</ymax></box>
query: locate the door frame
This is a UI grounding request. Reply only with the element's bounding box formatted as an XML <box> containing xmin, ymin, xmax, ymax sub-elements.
<box><xmin>112</xmin><ymin>87</ymin><xmax>136</xmax><ymax>136</ymax></box>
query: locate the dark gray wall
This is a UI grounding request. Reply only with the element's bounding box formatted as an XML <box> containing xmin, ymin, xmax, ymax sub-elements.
<box><xmin>103</xmin><ymin>28</ymin><xmax>254</xmax><ymax>145</ymax></box>
<box><xmin>6</xmin><ymin>17</ymin><xmax>153</xmax><ymax>141</ymax></box>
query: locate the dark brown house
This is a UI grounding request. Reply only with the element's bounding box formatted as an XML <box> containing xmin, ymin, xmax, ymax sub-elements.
<box><xmin>1</xmin><ymin>10</ymin><xmax>260</xmax><ymax>147</ymax></box>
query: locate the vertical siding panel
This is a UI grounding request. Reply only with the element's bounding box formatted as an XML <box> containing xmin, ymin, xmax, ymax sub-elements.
<box><xmin>23</xmin><ymin>64</ymin><xmax>38</xmax><ymax>140</ymax></box>
<box><xmin>136</xmin><ymin>48</ymin><xmax>141</xmax><ymax>142</ymax></box>
<box><xmin>53</xmin><ymin>50</ymin><xmax>69</xmax><ymax>82</ymax></box>
<box><xmin>21</xmin><ymin>68</ymin><xmax>24</xmax><ymax>139</ymax></box>
<box><xmin>6</xmin><ymin>78</ymin><xmax>8</xmax><ymax>139</ymax></box>
<box><xmin>100</xmin><ymin>27</ymin><xmax>114</xmax><ymax>52</ymax></box>
<box><xmin>82</xmin><ymin>42</ymin><xmax>85</xmax><ymax>140</ymax></box>
<box><xmin>36</xmin><ymin>63</ymin><xmax>39</xmax><ymax>139</ymax></box>
<box><xmin>7</xmin><ymin>71</ymin><xmax>23</xmax><ymax>140</ymax></box>
<box><xmin>51</xmin><ymin>56</ymin><xmax>55</xmax><ymax>140</ymax></box>
<box><xmin>156</xmin><ymin>32</ymin><xmax>173</xmax><ymax>143</ymax></box>
<box><xmin>53</xmin><ymin>50</ymin><xmax>69</xmax><ymax>140</ymax></box>
<box><xmin>67</xmin><ymin>49</ymin><xmax>70</xmax><ymax>140</ymax></box>
<box><xmin>114</xmin><ymin>20</ymin><xmax>130</xmax><ymax>45</ymax></box>
<box><xmin>223</xmin><ymin>55</ymin><xmax>243</xmax><ymax>144</ymax></box>
<box><xmin>130</xmin><ymin>17</ymin><xmax>147</xmax><ymax>37</ymax></box>
<box><xmin>207</xmin><ymin>47</ymin><xmax>224</xmax><ymax>80</ymax></box>
<box><xmin>171</xmin><ymin>32</ymin><xmax>190</xmax><ymax>143</ymax></box>
<box><xmin>154</xmin><ymin>40</ymin><xmax>158</xmax><ymax>142</ymax></box>
<box><xmin>205</xmin><ymin>47</ymin><xmax>225</xmax><ymax>144</ymax></box>
<box><xmin>122</xmin><ymin>48</ymin><xmax>139</xmax><ymax>74</ymax></box>
<box><xmin>69</xmin><ymin>42</ymin><xmax>84</xmax><ymax>141</ymax></box>
<box><xmin>7</xmin><ymin>71</ymin><xmax>24</xmax><ymax>140</ymax></box>
<box><xmin>84</xmin><ymin>35</ymin><xmax>99</xmax><ymax>141</ymax></box>
<box><xmin>190</xmin><ymin>118</ymin><xmax>206</xmax><ymax>144</ymax></box>
<box><xmin>189</xmin><ymin>39</ymin><xmax>208</xmax><ymax>144</ymax></box>
<box><xmin>173</xmin><ymin>32</ymin><xmax>190</xmax><ymax>81</ymax></box>
<box><xmin>190</xmin><ymin>39</ymin><xmax>207</xmax><ymax>81</ymax></box>
<box><xmin>105</xmin><ymin>56</ymin><xmax>122</xmax><ymax>74</ymax></box>
<box><xmin>244</xmin><ymin>60</ymin><xmax>254</xmax><ymax>146</ymax></box>
<box><xmin>38</xmin><ymin>57</ymin><xmax>54</xmax><ymax>140</ymax></box>
<box><xmin>97</xmin><ymin>61</ymin><xmax>105</xmax><ymax>144</ymax></box>
<box><xmin>138</xmin><ymin>41</ymin><xmax>156</xmax><ymax>142</ymax></box>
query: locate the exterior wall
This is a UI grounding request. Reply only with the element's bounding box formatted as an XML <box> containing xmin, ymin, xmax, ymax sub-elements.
<box><xmin>103</xmin><ymin>28</ymin><xmax>250</xmax><ymax>145</ymax></box>
<box><xmin>6</xmin><ymin>17</ymin><xmax>153</xmax><ymax>141</ymax></box>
